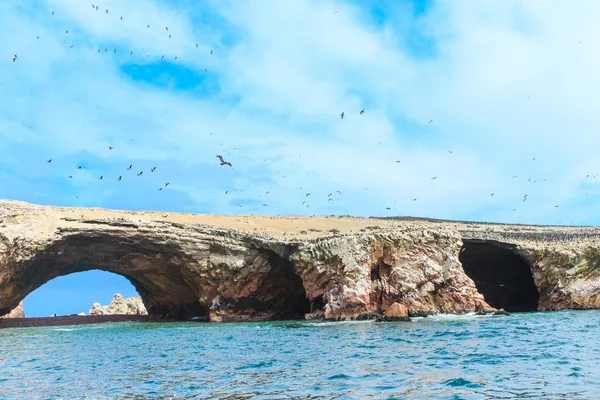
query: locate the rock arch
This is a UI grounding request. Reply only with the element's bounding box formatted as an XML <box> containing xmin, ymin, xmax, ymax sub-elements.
<box><xmin>0</xmin><ymin>225</ymin><xmax>311</xmax><ymax>321</ymax></box>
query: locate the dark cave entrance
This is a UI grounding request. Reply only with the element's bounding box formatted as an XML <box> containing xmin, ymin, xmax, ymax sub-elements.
<box><xmin>220</xmin><ymin>250</ymin><xmax>311</xmax><ymax>321</ymax></box>
<box><xmin>459</xmin><ymin>240</ymin><xmax>539</xmax><ymax>312</ymax></box>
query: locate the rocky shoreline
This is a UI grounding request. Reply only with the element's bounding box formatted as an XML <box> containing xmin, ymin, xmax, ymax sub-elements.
<box><xmin>1</xmin><ymin>199</ymin><xmax>600</xmax><ymax>323</ymax></box>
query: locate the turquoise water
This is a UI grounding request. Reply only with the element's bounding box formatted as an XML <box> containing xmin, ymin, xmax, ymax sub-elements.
<box><xmin>1</xmin><ymin>311</ymin><xmax>599</xmax><ymax>399</ymax></box>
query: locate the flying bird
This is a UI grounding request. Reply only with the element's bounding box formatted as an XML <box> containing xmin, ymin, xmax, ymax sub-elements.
<box><xmin>158</xmin><ymin>187</ymin><xmax>163</xmax><ymax>191</ymax></box>
<box><xmin>65</xmin><ymin>30</ymin><xmax>68</xmax><ymax>34</ymax></box>
<box><xmin>386</xmin><ymin>207</ymin><xmax>391</xmax><ymax>210</ymax></box>
<box><xmin>166</xmin><ymin>26</ymin><xmax>168</xmax><ymax>31</ymax></box>
<box><xmin>138</xmin><ymin>171</ymin><xmax>143</xmax><ymax>176</ymax></box>
<box><xmin>68</xmin><ymin>176</ymin><xmax>73</xmax><ymax>179</ymax></box>
<box><xmin>210</xmin><ymin>50</ymin><xmax>213</xmax><ymax>55</ymax></box>
<box><xmin>151</xmin><ymin>167</ymin><xmax>156</xmax><ymax>172</ymax></box>
<box><xmin>77</xmin><ymin>166</ymin><xmax>82</xmax><ymax>169</ymax></box>
<box><xmin>12</xmin><ymin>54</ymin><xmax>17</xmax><ymax>62</ymax></box>
<box><xmin>99</xmin><ymin>175</ymin><xmax>103</xmax><ymax>180</ymax></box>
<box><xmin>491</xmin><ymin>193</ymin><xmax>495</xmax><ymax>196</ymax></box>
<box><xmin>306</xmin><ymin>193</ymin><xmax>311</xmax><ymax>197</ymax></box>
<box><xmin>165</xmin><ymin>182</ymin><xmax>170</xmax><ymax>187</ymax></box>
<box><xmin>108</xmin><ymin>146</ymin><xmax>113</xmax><ymax>150</ymax></box>
<box><xmin>396</xmin><ymin>160</ymin><xmax>401</xmax><ymax>163</ymax></box>
<box><xmin>117</xmin><ymin>176</ymin><xmax>122</xmax><ymax>181</ymax></box>
<box><xmin>360</xmin><ymin>109</ymin><xmax>365</xmax><ymax>115</ymax></box>
<box><xmin>431</xmin><ymin>176</ymin><xmax>437</xmax><ymax>180</ymax></box>
<box><xmin>216</xmin><ymin>155</ymin><xmax>232</xmax><ymax>167</ymax></box>
<box><xmin>412</xmin><ymin>198</ymin><xmax>417</xmax><ymax>201</ymax></box>
<box><xmin>340</xmin><ymin>112</ymin><xmax>345</xmax><ymax>119</ymax></box>
<box><xmin>47</xmin><ymin>159</ymin><xmax>52</xmax><ymax>163</ymax></box>
<box><xmin>127</xmin><ymin>164</ymin><xmax>132</xmax><ymax>170</ymax></box>
<box><xmin>120</xmin><ymin>16</ymin><xmax>123</xmax><ymax>20</ymax></box>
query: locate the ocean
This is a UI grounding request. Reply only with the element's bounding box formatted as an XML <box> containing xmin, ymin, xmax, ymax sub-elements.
<box><xmin>0</xmin><ymin>311</ymin><xmax>598</xmax><ymax>399</ymax></box>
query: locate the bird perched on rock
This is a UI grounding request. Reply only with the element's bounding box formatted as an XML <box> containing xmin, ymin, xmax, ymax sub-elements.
<box><xmin>216</xmin><ymin>155</ymin><xmax>232</xmax><ymax>167</ymax></box>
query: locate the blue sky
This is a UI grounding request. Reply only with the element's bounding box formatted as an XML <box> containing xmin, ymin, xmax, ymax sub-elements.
<box><xmin>2</xmin><ymin>0</ymin><xmax>600</xmax><ymax>316</ymax></box>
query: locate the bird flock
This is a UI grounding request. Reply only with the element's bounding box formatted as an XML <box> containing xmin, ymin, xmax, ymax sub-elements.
<box><xmin>9</xmin><ymin>5</ymin><xmax>589</xmax><ymax>224</ymax></box>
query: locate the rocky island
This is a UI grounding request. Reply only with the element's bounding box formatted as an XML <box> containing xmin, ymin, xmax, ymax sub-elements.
<box><xmin>1</xmin><ymin>199</ymin><xmax>599</xmax><ymax>323</ymax></box>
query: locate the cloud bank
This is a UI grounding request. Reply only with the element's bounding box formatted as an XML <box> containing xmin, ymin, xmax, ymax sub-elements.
<box><xmin>1</xmin><ymin>0</ymin><xmax>599</xmax><ymax>225</ymax></box>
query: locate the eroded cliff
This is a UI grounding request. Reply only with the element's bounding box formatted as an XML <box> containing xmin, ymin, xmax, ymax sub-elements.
<box><xmin>1</xmin><ymin>200</ymin><xmax>599</xmax><ymax>321</ymax></box>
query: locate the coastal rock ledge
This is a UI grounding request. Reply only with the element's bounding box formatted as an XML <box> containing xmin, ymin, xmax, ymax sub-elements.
<box><xmin>1</xmin><ymin>200</ymin><xmax>600</xmax><ymax>322</ymax></box>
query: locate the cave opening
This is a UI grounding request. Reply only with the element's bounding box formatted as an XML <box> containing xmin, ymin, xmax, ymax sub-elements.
<box><xmin>232</xmin><ymin>250</ymin><xmax>311</xmax><ymax>320</ymax></box>
<box><xmin>459</xmin><ymin>240</ymin><xmax>539</xmax><ymax>312</ymax></box>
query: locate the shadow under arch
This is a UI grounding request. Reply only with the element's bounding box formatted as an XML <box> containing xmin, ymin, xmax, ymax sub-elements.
<box><xmin>2</xmin><ymin>232</ymin><xmax>207</xmax><ymax>319</ymax></box>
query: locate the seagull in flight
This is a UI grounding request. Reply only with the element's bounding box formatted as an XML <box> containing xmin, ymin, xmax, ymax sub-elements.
<box><xmin>360</xmin><ymin>109</ymin><xmax>365</xmax><ymax>115</ymax></box>
<box><xmin>216</xmin><ymin>155</ymin><xmax>232</xmax><ymax>167</ymax></box>
<box><xmin>340</xmin><ymin>112</ymin><xmax>345</xmax><ymax>119</ymax></box>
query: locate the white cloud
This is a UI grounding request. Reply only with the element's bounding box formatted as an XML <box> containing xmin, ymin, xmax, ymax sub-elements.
<box><xmin>1</xmin><ymin>0</ymin><xmax>600</xmax><ymax>224</ymax></box>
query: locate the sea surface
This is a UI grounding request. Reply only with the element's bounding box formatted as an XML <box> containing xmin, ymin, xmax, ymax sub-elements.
<box><xmin>0</xmin><ymin>311</ymin><xmax>598</xmax><ymax>399</ymax></box>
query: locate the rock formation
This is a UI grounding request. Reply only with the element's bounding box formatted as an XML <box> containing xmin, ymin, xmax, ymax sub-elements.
<box><xmin>1</xmin><ymin>200</ymin><xmax>600</xmax><ymax>322</ymax></box>
<box><xmin>88</xmin><ymin>294</ymin><xmax>148</xmax><ymax>316</ymax></box>
<box><xmin>0</xmin><ymin>300</ymin><xmax>24</xmax><ymax>318</ymax></box>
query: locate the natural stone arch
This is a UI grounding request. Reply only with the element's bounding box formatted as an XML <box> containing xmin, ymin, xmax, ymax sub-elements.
<box><xmin>0</xmin><ymin>225</ymin><xmax>312</xmax><ymax>321</ymax></box>
<box><xmin>0</xmin><ymin>232</ymin><xmax>206</xmax><ymax>319</ymax></box>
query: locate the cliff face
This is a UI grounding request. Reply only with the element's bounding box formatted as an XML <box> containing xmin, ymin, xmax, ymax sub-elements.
<box><xmin>1</xmin><ymin>200</ymin><xmax>600</xmax><ymax>321</ymax></box>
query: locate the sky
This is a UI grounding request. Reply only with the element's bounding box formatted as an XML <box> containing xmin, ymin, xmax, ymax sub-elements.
<box><xmin>2</xmin><ymin>0</ymin><xmax>600</xmax><ymax>316</ymax></box>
